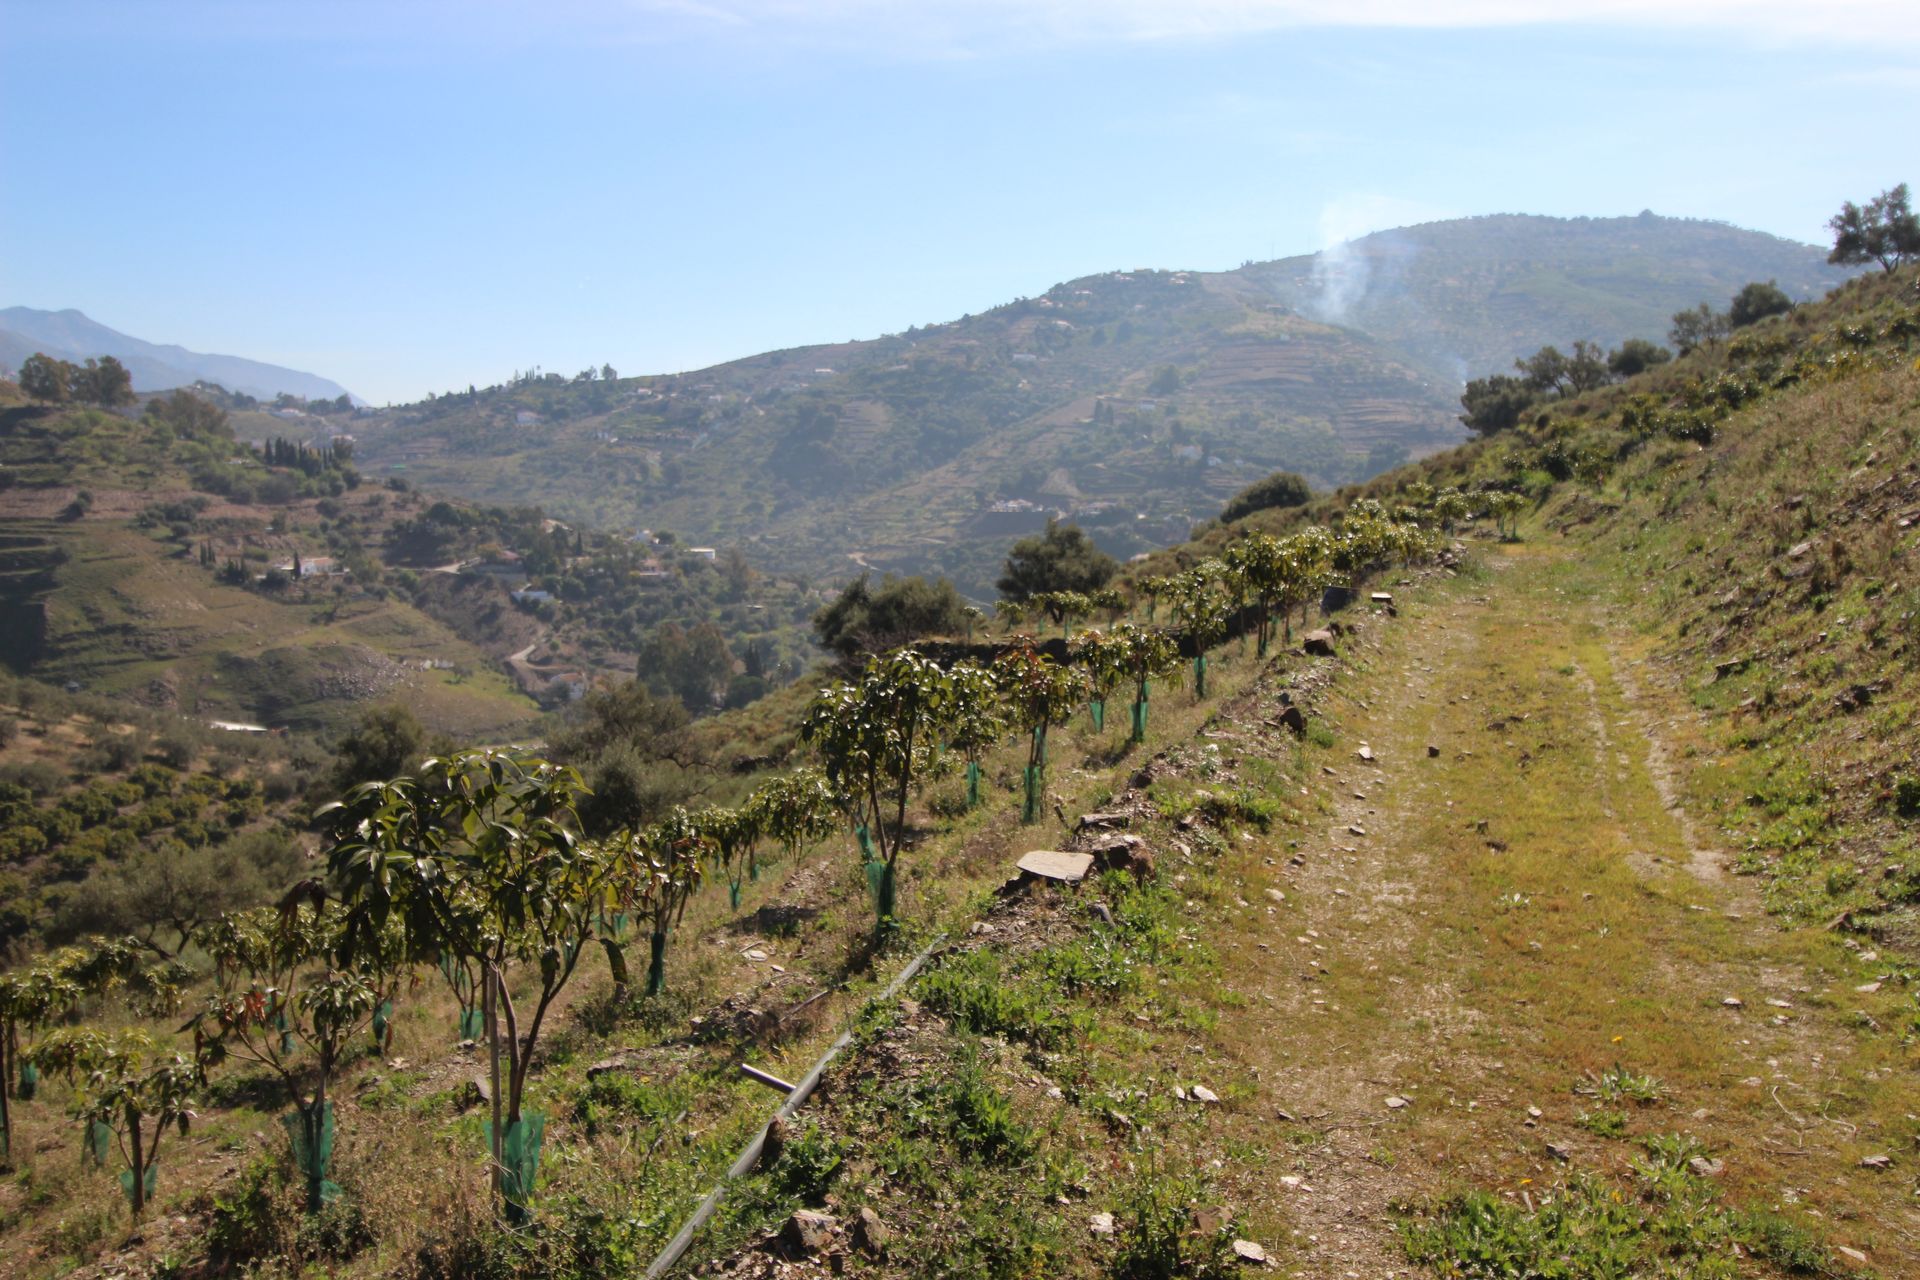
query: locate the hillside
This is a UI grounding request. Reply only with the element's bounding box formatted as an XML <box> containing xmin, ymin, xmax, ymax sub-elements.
<box><xmin>0</xmin><ymin>307</ymin><xmax>356</xmax><ymax>403</ymax></box>
<box><xmin>0</xmin><ymin>394</ymin><xmax>824</xmax><ymax>735</ymax></box>
<box><xmin>4</xmin><ymin>260</ymin><xmax>1919</xmax><ymax>1280</ymax></box>
<box><xmin>344</xmin><ymin>213</ymin><xmax>1854</xmax><ymax>596</ymax></box>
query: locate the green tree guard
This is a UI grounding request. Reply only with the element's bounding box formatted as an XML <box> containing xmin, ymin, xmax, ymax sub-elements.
<box><xmin>83</xmin><ymin>1118</ymin><xmax>112</xmax><ymax>1168</ymax></box>
<box><xmin>120</xmin><ymin>1161</ymin><xmax>158</xmax><ymax>1212</ymax></box>
<box><xmin>1032</xmin><ymin>724</ymin><xmax>1048</xmax><ymax>768</ymax></box>
<box><xmin>1131</xmin><ymin>699</ymin><xmax>1148</xmax><ymax>744</ymax></box>
<box><xmin>646</xmin><ymin>932</ymin><xmax>669</xmax><ymax>996</ymax></box>
<box><xmin>271</xmin><ymin>1005</ymin><xmax>294</xmax><ymax>1055</ymax></box>
<box><xmin>864</xmin><ymin>859</ymin><xmax>896</xmax><ymax>929</ymax></box>
<box><xmin>459</xmin><ymin>1008</ymin><xmax>485</xmax><ymax>1040</ymax></box>
<box><xmin>965</xmin><ymin>760</ymin><xmax>981</xmax><ymax>808</ymax></box>
<box><xmin>282</xmin><ymin>1101</ymin><xmax>340</xmax><ymax>1213</ymax></box>
<box><xmin>1194</xmin><ymin>654</ymin><xmax>1208</xmax><ymax>699</ymax></box>
<box><xmin>485</xmin><ymin>1111</ymin><xmax>545</xmax><ymax>1224</ymax></box>
<box><xmin>370</xmin><ymin>1001</ymin><xmax>393</xmax><ymax>1054</ymax></box>
<box><xmin>1089</xmin><ymin>699</ymin><xmax>1105</xmax><ymax>732</ymax></box>
<box><xmin>855</xmin><ymin>825</ymin><xmax>878</xmax><ymax>861</ymax></box>
<box><xmin>18</xmin><ymin>1060</ymin><xmax>38</xmax><ymax>1100</ymax></box>
<box><xmin>1022</xmin><ymin>766</ymin><xmax>1042</xmax><ymax>824</ymax></box>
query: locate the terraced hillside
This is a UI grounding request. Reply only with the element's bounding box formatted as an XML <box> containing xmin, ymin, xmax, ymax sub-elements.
<box><xmin>345</xmin><ymin>213</ymin><xmax>1854</xmax><ymax>595</ymax></box>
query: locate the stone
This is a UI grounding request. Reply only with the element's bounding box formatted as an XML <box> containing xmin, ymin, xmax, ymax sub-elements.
<box><xmin>1190</xmin><ymin>1084</ymin><xmax>1220</xmax><ymax>1103</ymax></box>
<box><xmin>1303</xmin><ymin>629</ymin><xmax>1337</xmax><ymax>657</ymax></box>
<box><xmin>1836</xmin><ymin>1246</ymin><xmax>1869</xmax><ymax>1265</ymax></box>
<box><xmin>1370</xmin><ymin>592</ymin><xmax>1394</xmax><ymax>605</ymax></box>
<box><xmin>1265</xmin><ymin>888</ymin><xmax>1286</xmax><ymax>904</ymax></box>
<box><xmin>782</xmin><ymin>1209</ymin><xmax>837</xmax><ymax>1255</ymax></box>
<box><xmin>1688</xmin><ymin>1157</ymin><xmax>1725</xmax><ymax>1177</ymax></box>
<box><xmin>1017</xmin><ymin>849</ymin><xmax>1096</xmax><ymax>882</ymax></box>
<box><xmin>1788</xmin><ymin>540</ymin><xmax>1812</xmax><ymax>559</ymax></box>
<box><xmin>1854</xmin><ymin>981</ymin><xmax>1881</xmax><ymax>994</ymax></box>
<box><xmin>1384</xmin><ymin>1095</ymin><xmax>1409</xmax><ymax>1109</ymax></box>
<box><xmin>1088</xmin><ymin>1212</ymin><xmax>1116</xmax><ymax>1236</ymax></box>
<box><xmin>1546</xmin><ymin>1142</ymin><xmax>1572</xmax><ymax>1161</ymax></box>
<box><xmin>1427</xmin><ymin>743</ymin><xmax>1440</xmax><ymax>758</ymax></box>
<box><xmin>853</xmin><ymin>1206</ymin><xmax>891</xmax><ymax>1254</ymax></box>
<box><xmin>1859</xmin><ymin>1154</ymin><xmax>1893</xmax><ymax>1169</ymax></box>
<box><xmin>1721</xmin><ymin>997</ymin><xmax>1744</xmax><ymax>1008</ymax></box>
<box><xmin>1078</xmin><ymin>811</ymin><xmax>1131</xmax><ymax>830</ymax></box>
<box><xmin>1276</xmin><ymin>705</ymin><xmax>1307</xmax><ymax>734</ymax></box>
<box><xmin>1231</xmin><ymin>1239</ymin><xmax>1270</xmax><ymax>1265</ymax></box>
<box><xmin>1347</xmin><ymin>824</ymin><xmax>1367</xmax><ymax>837</ymax></box>
<box><xmin>1356</xmin><ymin>745</ymin><xmax>1376</xmax><ymax>762</ymax></box>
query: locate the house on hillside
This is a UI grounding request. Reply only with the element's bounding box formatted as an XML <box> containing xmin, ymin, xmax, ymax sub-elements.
<box><xmin>687</xmin><ymin>547</ymin><xmax>717</xmax><ymax>561</ymax></box>
<box><xmin>548</xmin><ymin>671</ymin><xmax>589</xmax><ymax>702</ymax></box>
<box><xmin>271</xmin><ymin>555</ymin><xmax>346</xmax><ymax>578</ymax></box>
<box><xmin>515</xmin><ymin>410</ymin><xmax>544</xmax><ymax>426</ymax></box>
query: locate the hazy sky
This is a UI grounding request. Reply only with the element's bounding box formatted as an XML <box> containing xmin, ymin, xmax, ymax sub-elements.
<box><xmin>2</xmin><ymin>1</ymin><xmax>1915</xmax><ymax>404</ymax></box>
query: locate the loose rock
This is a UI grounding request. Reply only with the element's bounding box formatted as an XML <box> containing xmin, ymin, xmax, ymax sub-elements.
<box><xmin>782</xmin><ymin>1209</ymin><xmax>837</xmax><ymax>1255</ymax></box>
<box><xmin>1231</xmin><ymin>1239</ymin><xmax>1270</xmax><ymax>1265</ymax></box>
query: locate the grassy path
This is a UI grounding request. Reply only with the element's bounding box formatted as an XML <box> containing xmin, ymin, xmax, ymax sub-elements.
<box><xmin>1205</xmin><ymin>545</ymin><xmax>1919</xmax><ymax>1276</ymax></box>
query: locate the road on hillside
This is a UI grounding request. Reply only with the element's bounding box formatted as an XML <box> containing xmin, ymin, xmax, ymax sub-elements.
<box><xmin>1210</xmin><ymin>545</ymin><xmax>1918</xmax><ymax>1274</ymax></box>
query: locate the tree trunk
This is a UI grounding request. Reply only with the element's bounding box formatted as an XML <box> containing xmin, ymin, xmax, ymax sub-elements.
<box><xmin>485</xmin><ymin>966</ymin><xmax>503</xmax><ymax>1201</ymax></box>
<box><xmin>126</xmin><ymin>1105</ymin><xmax>146</xmax><ymax>1219</ymax></box>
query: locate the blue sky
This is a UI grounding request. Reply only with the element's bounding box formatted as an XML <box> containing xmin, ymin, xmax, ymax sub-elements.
<box><xmin>2</xmin><ymin>1</ymin><xmax>1915</xmax><ymax>404</ymax></box>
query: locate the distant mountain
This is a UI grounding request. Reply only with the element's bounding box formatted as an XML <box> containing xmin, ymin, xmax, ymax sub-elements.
<box><xmin>341</xmin><ymin>213</ymin><xmax>1857</xmax><ymax>596</ymax></box>
<box><xmin>1223</xmin><ymin>211</ymin><xmax>1856</xmax><ymax>382</ymax></box>
<box><xmin>0</xmin><ymin>307</ymin><xmax>356</xmax><ymax>403</ymax></box>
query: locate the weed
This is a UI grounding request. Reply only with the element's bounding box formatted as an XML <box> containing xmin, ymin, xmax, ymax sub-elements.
<box><xmin>1590</xmin><ymin>1063</ymin><xmax>1664</xmax><ymax>1104</ymax></box>
<box><xmin>1576</xmin><ymin>1108</ymin><xmax>1629</xmax><ymax>1138</ymax></box>
<box><xmin>916</xmin><ymin>948</ymin><xmax>1076</xmax><ymax>1048</ymax></box>
<box><xmin>767</xmin><ymin>1119</ymin><xmax>844</xmax><ymax>1203</ymax></box>
<box><xmin>1399</xmin><ymin>1172</ymin><xmax>1838</xmax><ymax>1280</ymax></box>
<box><xmin>1107</xmin><ymin>1158</ymin><xmax>1237</xmax><ymax>1280</ymax></box>
<box><xmin>571</xmin><ymin>1070</ymin><xmax>688</xmax><ymax>1140</ymax></box>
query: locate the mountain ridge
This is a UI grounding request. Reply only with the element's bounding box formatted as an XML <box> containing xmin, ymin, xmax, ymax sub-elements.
<box><xmin>344</xmin><ymin>212</ymin><xmax>1856</xmax><ymax>595</ymax></box>
<box><xmin>0</xmin><ymin>306</ymin><xmax>356</xmax><ymax>404</ymax></box>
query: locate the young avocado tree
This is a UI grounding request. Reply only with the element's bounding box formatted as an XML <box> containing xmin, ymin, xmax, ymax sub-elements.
<box><xmin>322</xmin><ymin>749</ymin><xmax>607</xmax><ymax>1222</ymax></box>
<box><xmin>1029</xmin><ymin>590</ymin><xmax>1093</xmax><ymax>639</ymax></box>
<box><xmin>618</xmin><ymin>807</ymin><xmax>709</xmax><ymax>994</ymax></box>
<box><xmin>799</xmin><ymin>649</ymin><xmax>956</xmax><ymax>930</ymax></box>
<box><xmin>943</xmin><ymin>661</ymin><xmax>1007</xmax><ymax>806</ymax></box>
<box><xmin>1222</xmin><ymin>534</ymin><xmax>1286</xmax><ymax>658</ymax></box>
<box><xmin>1134</xmin><ymin>575</ymin><xmax>1174</xmax><ymax>623</ymax></box>
<box><xmin>1070</xmin><ymin>628</ymin><xmax>1129</xmax><ymax>735</ymax></box>
<box><xmin>1098</xmin><ymin>622</ymin><xmax>1181</xmax><ymax>745</ymax></box>
<box><xmin>994</xmin><ymin>641</ymin><xmax>1088</xmax><ymax>823</ymax></box>
<box><xmin>1168</xmin><ymin>565</ymin><xmax>1230</xmax><ymax>699</ymax></box>
<box><xmin>29</xmin><ymin>1029</ymin><xmax>200</xmax><ymax>1221</ymax></box>
<box><xmin>693</xmin><ymin>803</ymin><xmax>761</xmax><ymax>910</ymax></box>
<box><xmin>0</xmin><ymin>937</ymin><xmax>178</xmax><ymax>1166</ymax></box>
<box><xmin>1485</xmin><ymin>490</ymin><xmax>1527</xmax><ymax>541</ymax></box>
<box><xmin>745</xmin><ymin>768</ymin><xmax>840</xmax><ymax>868</ymax></box>
<box><xmin>188</xmin><ymin>901</ymin><xmax>389</xmax><ymax>1212</ymax></box>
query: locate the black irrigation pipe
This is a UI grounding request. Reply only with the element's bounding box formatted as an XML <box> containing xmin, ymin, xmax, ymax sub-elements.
<box><xmin>642</xmin><ymin>932</ymin><xmax>948</xmax><ymax>1279</ymax></box>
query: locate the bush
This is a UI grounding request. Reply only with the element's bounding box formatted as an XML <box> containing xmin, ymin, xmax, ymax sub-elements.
<box><xmin>1893</xmin><ymin>775</ymin><xmax>1920</xmax><ymax>819</ymax></box>
<box><xmin>1219</xmin><ymin>470</ymin><xmax>1312</xmax><ymax>523</ymax></box>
